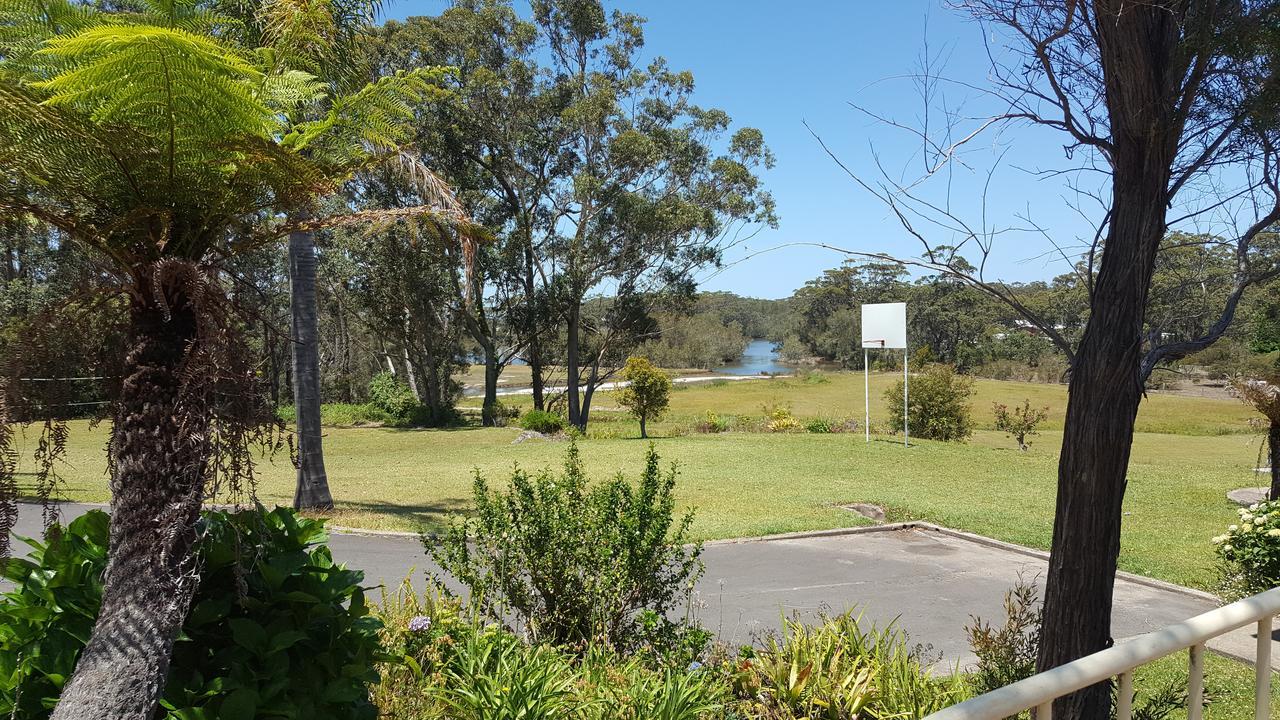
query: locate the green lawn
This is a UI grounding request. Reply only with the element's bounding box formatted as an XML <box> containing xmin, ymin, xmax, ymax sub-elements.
<box><xmin>12</xmin><ymin>371</ymin><xmax>1268</xmax><ymax>591</ymax></box>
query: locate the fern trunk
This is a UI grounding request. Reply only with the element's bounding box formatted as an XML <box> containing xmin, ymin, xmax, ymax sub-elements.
<box><xmin>1269</xmin><ymin>422</ymin><xmax>1279</xmax><ymax>501</ymax></box>
<box><xmin>51</xmin><ymin>283</ymin><xmax>205</xmax><ymax>720</ymax></box>
<box><xmin>289</xmin><ymin>221</ymin><xmax>333</xmax><ymax>510</ymax></box>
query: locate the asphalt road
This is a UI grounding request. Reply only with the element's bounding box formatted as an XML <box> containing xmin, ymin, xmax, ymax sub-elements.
<box><xmin>8</xmin><ymin>502</ymin><xmax>1264</xmax><ymax>669</ymax></box>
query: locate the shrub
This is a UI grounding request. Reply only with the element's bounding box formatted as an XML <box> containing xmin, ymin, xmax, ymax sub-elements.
<box><xmin>372</xmin><ymin>584</ymin><xmax>726</xmax><ymax>720</ymax></box>
<box><xmin>885</xmin><ymin>364</ymin><xmax>975</xmax><ymax>441</ymax></box>
<box><xmin>695</xmin><ymin>411</ymin><xmax>731</xmax><ymax>434</ymax></box>
<box><xmin>732</xmin><ymin>611</ymin><xmax>969</xmax><ymax>719</ymax></box>
<box><xmin>763</xmin><ymin>403</ymin><xmax>803</xmax><ymax>433</ymax></box>
<box><xmin>965</xmin><ymin>577</ymin><xmax>1041</xmax><ymax>696</ymax></box>
<box><xmin>520</xmin><ymin>408</ymin><xmax>567</xmax><ymax>434</ymax></box>
<box><xmin>1214</xmin><ymin>500</ymin><xmax>1280</xmax><ymax>599</ymax></box>
<box><xmin>0</xmin><ymin>507</ymin><xmax>383</xmax><ymax>720</ymax></box>
<box><xmin>992</xmin><ymin>399</ymin><xmax>1051</xmax><ymax>451</ymax></box>
<box><xmin>429</xmin><ymin>442</ymin><xmax>705</xmax><ymax>659</ymax></box>
<box><xmin>805</xmin><ymin>418</ymin><xmax>834</xmax><ymax>434</ymax></box>
<box><xmin>614</xmin><ymin>356</ymin><xmax>673</xmax><ymax>438</ymax></box>
<box><xmin>488</xmin><ymin>398</ymin><xmax>522</xmax><ymax>427</ymax></box>
<box><xmin>369</xmin><ymin>371</ymin><xmax>420</xmax><ymax>421</ymax></box>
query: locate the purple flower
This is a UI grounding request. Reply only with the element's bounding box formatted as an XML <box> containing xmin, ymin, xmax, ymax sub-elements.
<box><xmin>408</xmin><ymin>615</ymin><xmax>432</xmax><ymax>633</ymax></box>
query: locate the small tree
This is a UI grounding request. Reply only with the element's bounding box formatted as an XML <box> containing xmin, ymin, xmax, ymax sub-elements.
<box><xmin>615</xmin><ymin>357</ymin><xmax>672</xmax><ymax>439</ymax></box>
<box><xmin>1235</xmin><ymin>375</ymin><xmax>1280</xmax><ymax>499</ymax></box>
<box><xmin>993</xmin><ymin>400</ymin><xmax>1051</xmax><ymax>451</ymax></box>
<box><xmin>884</xmin><ymin>364</ymin><xmax>975</xmax><ymax>442</ymax></box>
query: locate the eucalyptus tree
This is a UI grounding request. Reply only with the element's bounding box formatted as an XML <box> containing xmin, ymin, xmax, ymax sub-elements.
<box><xmin>368</xmin><ymin>3</ymin><xmax>573</xmax><ymax>418</ymax></box>
<box><xmin>532</xmin><ymin>0</ymin><xmax>776</xmax><ymax>431</ymax></box>
<box><xmin>0</xmin><ymin>0</ymin><xmax>443</xmax><ymax>715</ymax></box>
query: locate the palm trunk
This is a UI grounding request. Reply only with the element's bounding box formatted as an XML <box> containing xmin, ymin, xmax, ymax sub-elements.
<box><xmin>289</xmin><ymin>223</ymin><xmax>333</xmax><ymax>511</ymax></box>
<box><xmin>52</xmin><ymin>285</ymin><xmax>205</xmax><ymax>720</ymax></box>
<box><xmin>1269</xmin><ymin>421</ymin><xmax>1279</xmax><ymax>501</ymax></box>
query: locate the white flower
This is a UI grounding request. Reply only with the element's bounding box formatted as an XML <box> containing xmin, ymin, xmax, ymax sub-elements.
<box><xmin>1268</xmin><ymin>529</ymin><xmax>1280</xmax><ymax>537</ymax></box>
<box><xmin>1224</xmin><ymin>544</ymin><xmax>1234</xmax><ymax>552</ymax></box>
<box><xmin>1251</xmin><ymin>503</ymin><xmax>1260</xmax><ymax>511</ymax></box>
<box><xmin>1241</xmin><ymin>508</ymin><xmax>1252</xmax><ymax>518</ymax></box>
<box><xmin>1230</xmin><ymin>525</ymin><xmax>1239</xmax><ymax>532</ymax></box>
<box><xmin>1213</xmin><ymin>535</ymin><xmax>1228</xmax><ymax>544</ymax></box>
<box><xmin>1243</xmin><ymin>524</ymin><xmax>1254</xmax><ymax>532</ymax></box>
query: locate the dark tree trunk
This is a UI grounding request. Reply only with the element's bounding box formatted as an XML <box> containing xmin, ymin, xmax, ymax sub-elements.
<box><xmin>567</xmin><ymin>303</ymin><xmax>583</xmax><ymax>430</ymax></box>
<box><xmin>289</xmin><ymin>224</ymin><xmax>333</xmax><ymax>511</ymax></box>
<box><xmin>1036</xmin><ymin>6</ymin><xmax>1181</xmax><ymax>715</ymax></box>
<box><xmin>580</xmin><ymin>363</ymin><xmax>599</xmax><ymax>430</ymax></box>
<box><xmin>639</xmin><ymin>415</ymin><xmax>647</xmax><ymax>439</ymax></box>
<box><xmin>52</xmin><ymin>285</ymin><xmax>205</xmax><ymax>720</ymax></box>
<box><xmin>1269</xmin><ymin>421</ymin><xmax>1280</xmax><ymax>501</ymax></box>
<box><xmin>528</xmin><ymin>341</ymin><xmax>545</xmax><ymax>412</ymax></box>
<box><xmin>481</xmin><ymin>350</ymin><xmax>500</xmax><ymax>427</ymax></box>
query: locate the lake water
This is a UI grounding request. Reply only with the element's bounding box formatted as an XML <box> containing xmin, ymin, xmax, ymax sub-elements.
<box><xmin>716</xmin><ymin>338</ymin><xmax>792</xmax><ymax>376</ymax></box>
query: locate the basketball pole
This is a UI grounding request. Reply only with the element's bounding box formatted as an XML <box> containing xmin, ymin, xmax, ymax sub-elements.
<box><xmin>863</xmin><ymin>348</ymin><xmax>870</xmax><ymax>443</ymax></box>
<box><xmin>903</xmin><ymin>346</ymin><xmax>909</xmax><ymax>448</ymax></box>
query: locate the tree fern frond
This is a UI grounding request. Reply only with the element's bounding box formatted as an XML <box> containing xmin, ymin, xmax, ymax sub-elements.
<box><xmin>257</xmin><ymin>67</ymin><xmax>326</xmax><ymax>110</ymax></box>
<box><xmin>285</xmin><ymin>67</ymin><xmax>449</xmax><ymax>168</ymax></box>
<box><xmin>0</xmin><ymin>0</ymin><xmax>103</xmax><ymax>78</ymax></box>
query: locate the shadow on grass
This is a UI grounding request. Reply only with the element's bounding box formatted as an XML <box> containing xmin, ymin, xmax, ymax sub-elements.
<box><xmin>304</xmin><ymin>496</ymin><xmax>473</xmax><ymax>536</ymax></box>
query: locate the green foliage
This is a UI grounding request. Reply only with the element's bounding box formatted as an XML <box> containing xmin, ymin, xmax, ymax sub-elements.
<box><xmin>520</xmin><ymin>408</ymin><xmax>567</xmax><ymax>434</ymax></box>
<box><xmin>615</xmin><ymin>356</ymin><xmax>673</xmax><ymax>438</ymax></box>
<box><xmin>885</xmin><ymin>365</ymin><xmax>975</xmax><ymax>442</ymax></box>
<box><xmin>369</xmin><ymin>371</ymin><xmax>420</xmax><ymax>422</ymax></box>
<box><xmin>1252</xmin><ymin>300</ymin><xmax>1280</xmax><ymax>354</ymax></box>
<box><xmin>695</xmin><ymin>411</ymin><xmax>731</xmax><ymax>434</ymax></box>
<box><xmin>0</xmin><ymin>507</ymin><xmax>383</xmax><ymax>720</ymax></box>
<box><xmin>372</xmin><ymin>584</ymin><xmax>726</xmax><ymax>720</ymax></box>
<box><xmin>805</xmin><ymin>418</ymin><xmax>834</xmax><ymax>434</ymax></box>
<box><xmin>1214</xmin><ymin>500</ymin><xmax>1280</xmax><ymax>599</ymax></box>
<box><xmin>640</xmin><ymin>312</ymin><xmax>749</xmax><ymax>370</ymax></box>
<box><xmin>732</xmin><ymin>611</ymin><xmax>970</xmax><ymax>719</ymax></box>
<box><xmin>992</xmin><ymin>400</ymin><xmax>1050</xmax><ymax>451</ymax></box>
<box><xmin>429</xmin><ymin>442</ymin><xmax>705</xmax><ymax>658</ymax></box>
<box><xmin>965</xmin><ymin>578</ymin><xmax>1041</xmax><ymax>696</ymax></box>
<box><xmin>763</xmin><ymin>403</ymin><xmax>803</xmax><ymax>433</ymax></box>
<box><xmin>0</xmin><ymin>512</ymin><xmax>107</xmax><ymax>719</ymax></box>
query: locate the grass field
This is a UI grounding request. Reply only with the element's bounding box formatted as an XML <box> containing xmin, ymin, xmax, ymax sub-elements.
<box><xmin>13</xmin><ymin>372</ymin><xmax>1268</xmax><ymax>592</ymax></box>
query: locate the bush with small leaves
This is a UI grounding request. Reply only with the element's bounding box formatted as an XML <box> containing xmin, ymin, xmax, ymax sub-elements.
<box><xmin>1214</xmin><ymin>500</ymin><xmax>1280</xmax><ymax>599</ymax></box>
<box><xmin>429</xmin><ymin>442</ymin><xmax>705</xmax><ymax>660</ymax></box>
<box><xmin>805</xmin><ymin>418</ymin><xmax>834</xmax><ymax>434</ymax></box>
<box><xmin>614</xmin><ymin>356</ymin><xmax>673</xmax><ymax>439</ymax></box>
<box><xmin>885</xmin><ymin>364</ymin><xmax>975</xmax><ymax>441</ymax></box>
<box><xmin>992</xmin><ymin>399</ymin><xmax>1050</xmax><ymax>451</ymax></box>
<box><xmin>519</xmin><ymin>408</ymin><xmax>567</xmax><ymax>434</ymax></box>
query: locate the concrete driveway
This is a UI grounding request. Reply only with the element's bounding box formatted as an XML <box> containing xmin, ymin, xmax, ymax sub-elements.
<box><xmin>7</xmin><ymin>502</ymin><xmax>1268</xmax><ymax>669</ymax></box>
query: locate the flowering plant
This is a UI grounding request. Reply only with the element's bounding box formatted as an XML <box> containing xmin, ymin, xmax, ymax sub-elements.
<box><xmin>1214</xmin><ymin>499</ymin><xmax>1280</xmax><ymax>598</ymax></box>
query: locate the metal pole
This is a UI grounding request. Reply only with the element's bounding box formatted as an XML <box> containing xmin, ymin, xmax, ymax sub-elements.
<box><xmin>864</xmin><ymin>349</ymin><xmax>870</xmax><ymax>443</ymax></box>
<box><xmin>903</xmin><ymin>347</ymin><xmax>909</xmax><ymax>447</ymax></box>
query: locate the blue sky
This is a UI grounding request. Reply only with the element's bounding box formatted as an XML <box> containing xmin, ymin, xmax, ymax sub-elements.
<box><xmin>385</xmin><ymin>1</ymin><xmax>1099</xmax><ymax>299</ymax></box>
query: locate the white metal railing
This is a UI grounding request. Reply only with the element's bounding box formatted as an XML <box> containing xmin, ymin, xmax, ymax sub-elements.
<box><xmin>925</xmin><ymin>586</ymin><xmax>1280</xmax><ymax>720</ymax></box>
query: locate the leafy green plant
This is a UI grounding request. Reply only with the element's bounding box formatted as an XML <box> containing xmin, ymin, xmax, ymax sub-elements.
<box><xmin>806</xmin><ymin>418</ymin><xmax>835</xmax><ymax>434</ymax></box>
<box><xmin>885</xmin><ymin>364</ymin><xmax>975</xmax><ymax>441</ymax></box>
<box><xmin>435</xmin><ymin>629</ymin><xmax>579</xmax><ymax>720</ymax></box>
<box><xmin>369</xmin><ymin>371</ymin><xmax>421</xmax><ymax>424</ymax></box>
<box><xmin>520</xmin><ymin>408</ymin><xmax>567</xmax><ymax>434</ymax></box>
<box><xmin>429</xmin><ymin>442</ymin><xmax>704</xmax><ymax>659</ymax></box>
<box><xmin>1214</xmin><ymin>500</ymin><xmax>1280</xmax><ymax>599</ymax></box>
<box><xmin>734</xmin><ymin>610</ymin><xmax>968</xmax><ymax>720</ymax></box>
<box><xmin>695</xmin><ymin>411</ymin><xmax>731</xmax><ymax>433</ymax></box>
<box><xmin>965</xmin><ymin>577</ymin><xmax>1041</xmax><ymax>696</ymax></box>
<box><xmin>0</xmin><ymin>507</ymin><xmax>384</xmax><ymax>720</ymax></box>
<box><xmin>992</xmin><ymin>400</ymin><xmax>1051</xmax><ymax>451</ymax></box>
<box><xmin>763</xmin><ymin>403</ymin><xmax>803</xmax><ymax>433</ymax></box>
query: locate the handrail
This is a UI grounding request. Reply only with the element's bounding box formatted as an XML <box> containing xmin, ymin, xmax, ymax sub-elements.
<box><xmin>925</xmin><ymin>586</ymin><xmax>1280</xmax><ymax>720</ymax></box>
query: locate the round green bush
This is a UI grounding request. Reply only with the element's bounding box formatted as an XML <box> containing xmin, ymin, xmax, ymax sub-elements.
<box><xmin>519</xmin><ymin>408</ymin><xmax>566</xmax><ymax>434</ymax></box>
<box><xmin>0</xmin><ymin>507</ymin><xmax>383</xmax><ymax>720</ymax></box>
